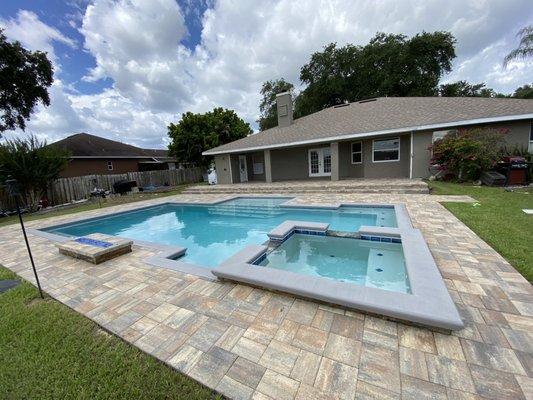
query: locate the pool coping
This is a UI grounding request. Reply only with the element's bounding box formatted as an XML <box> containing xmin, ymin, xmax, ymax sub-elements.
<box><xmin>26</xmin><ymin>195</ymin><xmax>465</xmax><ymax>330</ymax></box>
<box><xmin>213</xmin><ymin>226</ymin><xmax>465</xmax><ymax>331</ymax></box>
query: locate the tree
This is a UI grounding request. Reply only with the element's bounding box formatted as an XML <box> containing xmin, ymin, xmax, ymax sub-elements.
<box><xmin>0</xmin><ymin>29</ymin><xmax>54</xmax><ymax>135</ymax></box>
<box><xmin>167</xmin><ymin>107</ymin><xmax>252</xmax><ymax>168</ymax></box>
<box><xmin>512</xmin><ymin>83</ymin><xmax>533</xmax><ymax>99</ymax></box>
<box><xmin>504</xmin><ymin>25</ymin><xmax>533</xmax><ymax>67</ymax></box>
<box><xmin>257</xmin><ymin>79</ymin><xmax>295</xmax><ymax>130</ymax></box>
<box><xmin>295</xmin><ymin>32</ymin><xmax>456</xmax><ymax>116</ymax></box>
<box><xmin>0</xmin><ymin>135</ymin><xmax>69</xmax><ymax>210</ymax></box>
<box><xmin>438</xmin><ymin>81</ymin><xmax>504</xmax><ymax>97</ymax></box>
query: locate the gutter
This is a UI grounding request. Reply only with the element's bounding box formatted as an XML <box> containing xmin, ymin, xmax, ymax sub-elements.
<box><xmin>203</xmin><ymin>113</ymin><xmax>533</xmax><ymax>155</ymax></box>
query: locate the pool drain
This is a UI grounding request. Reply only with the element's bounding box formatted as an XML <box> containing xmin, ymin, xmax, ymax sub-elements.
<box><xmin>375</xmin><ymin>268</ymin><xmax>383</xmax><ymax>272</ymax></box>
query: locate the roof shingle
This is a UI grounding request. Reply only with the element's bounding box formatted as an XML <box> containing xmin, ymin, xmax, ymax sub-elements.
<box><xmin>204</xmin><ymin>97</ymin><xmax>533</xmax><ymax>154</ymax></box>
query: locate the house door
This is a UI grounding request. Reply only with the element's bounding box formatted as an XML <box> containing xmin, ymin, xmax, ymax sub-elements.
<box><xmin>308</xmin><ymin>148</ymin><xmax>331</xmax><ymax>177</ymax></box>
<box><xmin>238</xmin><ymin>155</ymin><xmax>248</xmax><ymax>182</ymax></box>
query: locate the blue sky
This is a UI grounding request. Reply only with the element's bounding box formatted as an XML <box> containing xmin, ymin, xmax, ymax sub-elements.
<box><xmin>1</xmin><ymin>0</ymin><xmax>532</xmax><ymax>148</ymax></box>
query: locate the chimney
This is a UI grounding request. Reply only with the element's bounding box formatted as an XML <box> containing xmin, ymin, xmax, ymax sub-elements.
<box><xmin>276</xmin><ymin>91</ymin><xmax>293</xmax><ymax>128</ymax></box>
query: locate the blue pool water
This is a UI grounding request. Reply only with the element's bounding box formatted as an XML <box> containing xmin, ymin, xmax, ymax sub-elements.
<box><xmin>44</xmin><ymin>198</ymin><xmax>397</xmax><ymax>267</ymax></box>
<box><xmin>259</xmin><ymin>234</ymin><xmax>410</xmax><ymax>293</ymax></box>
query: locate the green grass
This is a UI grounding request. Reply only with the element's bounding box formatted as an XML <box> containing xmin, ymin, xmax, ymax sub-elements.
<box><xmin>0</xmin><ymin>266</ymin><xmax>219</xmax><ymax>400</ymax></box>
<box><xmin>0</xmin><ymin>185</ymin><xmax>191</xmax><ymax>228</ymax></box>
<box><xmin>428</xmin><ymin>181</ymin><xmax>533</xmax><ymax>282</ymax></box>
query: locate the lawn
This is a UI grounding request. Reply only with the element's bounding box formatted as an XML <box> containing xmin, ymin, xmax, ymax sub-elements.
<box><xmin>0</xmin><ymin>185</ymin><xmax>191</xmax><ymax>228</ymax></box>
<box><xmin>0</xmin><ymin>266</ymin><xmax>219</xmax><ymax>400</ymax></box>
<box><xmin>428</xmin><ymin>181</ymin><xmax>533</xmax><ymax>282</ymax></box>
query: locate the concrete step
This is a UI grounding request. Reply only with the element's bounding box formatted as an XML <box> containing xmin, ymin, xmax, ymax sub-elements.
<box><xmin>184</xmin><ymin>185</ymin><xmax>429</xmax><ymax>195</ymax></box>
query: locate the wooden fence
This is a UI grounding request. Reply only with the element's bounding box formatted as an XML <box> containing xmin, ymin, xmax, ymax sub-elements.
<box><xmin>0</xmin><ymin>167</ymin><xmax>204</xmax><ymax>211</ymax></box>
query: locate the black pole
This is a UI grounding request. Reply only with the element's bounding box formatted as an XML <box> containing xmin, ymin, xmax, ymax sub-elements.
<box><xmin>6</xmin><ymin>178</ymin><xmax>44</xmax><ymax>299</ymax></box>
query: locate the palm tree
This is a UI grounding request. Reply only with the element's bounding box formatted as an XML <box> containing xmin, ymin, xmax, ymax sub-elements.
<box><xmin>504</xmin><ymin>25</ymin><xmax>533</xmax><ymax>67</ymax></box>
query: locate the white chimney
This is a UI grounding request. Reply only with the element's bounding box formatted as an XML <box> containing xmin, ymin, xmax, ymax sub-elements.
<box><xmin>276</xmin><ymin>92</ymin><xmax>293</xmax><ymax>128</ymax></box>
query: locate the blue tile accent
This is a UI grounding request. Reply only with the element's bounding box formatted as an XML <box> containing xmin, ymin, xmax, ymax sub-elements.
<box><xmin>392</xmin><ymin>238</ymin><xmax>402</xmax><ymax>243</ymax></box>
<box><xmin>381</xmin><ymin>237</ymin><xmax>392</xmax><ymax>243</ymax></box>
<box><xmin>361</xmin><ymin>235</ymin><xmax>370</xmax><ymax>240</ymax></box>
<box><xmin>370</xmin><ymin>236</ymin><xmax>381</xmax><ymax>242</ymax></box>
<box><xmin>75</xmin><ymin>237</ymin><xmax>113</xmax><ymax>248</ymax></box>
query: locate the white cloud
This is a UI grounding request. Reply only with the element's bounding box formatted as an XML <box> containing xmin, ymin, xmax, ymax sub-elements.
<box><xmin>2</xmin><ymin>0</ymin><xmax>532</xmax><ymax>149</ymax></box>
<box><xmin>0</xmin><ymin>10</ymin><xmax>77</xmax><ymax>67</ymax></box>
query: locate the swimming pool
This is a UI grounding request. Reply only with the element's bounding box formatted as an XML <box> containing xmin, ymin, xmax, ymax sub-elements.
<box><xmin>258</xmin><ymin>234</ymin><xmax>410</xmax><ymax>293</ymax></box>
<box><xmin>43</xmin><ymin>197</ymin><xmax>397</xmax><ymax>267</ymax></box>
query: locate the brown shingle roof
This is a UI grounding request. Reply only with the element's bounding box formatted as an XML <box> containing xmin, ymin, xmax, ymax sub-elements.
<box><xmin>204</xmin><ymin>97</ymin><xmax>533</xmax><ymax>155</ymax></box>
<box><xmin>52</xmin><ymin>133</ymin><xmax>170</xmax><ymax>158</ymax></box>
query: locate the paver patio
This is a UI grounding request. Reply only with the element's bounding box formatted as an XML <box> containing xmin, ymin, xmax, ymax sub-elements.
<box><xmin>1</xmin><ymin>192</ymin><xmax>532</xmax><ymax>400</ymax></box>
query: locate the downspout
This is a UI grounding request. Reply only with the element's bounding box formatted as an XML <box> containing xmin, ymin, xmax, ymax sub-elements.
<box><xmin>409</xmin><ymin>131</ymin><xmax>414</xmax><ymax>179</ymax></box>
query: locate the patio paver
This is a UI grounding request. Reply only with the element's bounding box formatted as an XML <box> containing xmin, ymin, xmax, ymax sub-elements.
<box><xmin>0</xmin><ymin>192</ymin><xmax>531</xmax><ymax>400</ymax></box>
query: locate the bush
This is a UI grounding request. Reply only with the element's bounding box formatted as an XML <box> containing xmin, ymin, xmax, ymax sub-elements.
<box><xmin>430</xmin><ymin>127</ymin><xmax>507</xmax><ymax>181</ymax></box>
<box><xmin>0</xmin><ymin>135</ymin><xmax>69</xmax><ymax>210</ymax></box>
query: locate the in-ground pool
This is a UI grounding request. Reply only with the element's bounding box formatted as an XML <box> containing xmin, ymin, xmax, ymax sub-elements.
<box><xmin>258</xmin><ymin>234</ymin><xmax>410</xmax><ymax>293</ymax></box>
<box><xmin>43</xmin><ymin>197</ymin><xmax>397</xmax><ymax>267</ymax></box>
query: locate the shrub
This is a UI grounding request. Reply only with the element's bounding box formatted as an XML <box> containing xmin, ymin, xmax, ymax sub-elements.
<box><xmin>430</xmin><ymin>127</ymin><xmax>507</xmax><ymax>181</ymax></box>
<box><xmin>0</xmin><ymin>135</ymin><xmax>69</xmax><ymax>210</ymax></box>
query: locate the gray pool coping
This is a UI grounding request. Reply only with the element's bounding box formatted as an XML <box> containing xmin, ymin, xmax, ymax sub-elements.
<box><xmin>267</xmin><ymin>220</ymin><xmax>329</xmax><ymax>241</ymax></box>
<box><xmin>213</xmin><ymin>226</ymin><xmax>464</xmax><ymax>331</ymax></box>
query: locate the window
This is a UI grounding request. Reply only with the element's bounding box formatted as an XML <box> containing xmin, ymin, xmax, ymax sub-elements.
<box><xmin>252</xmin><ymin>155</ymin><xmax>264</xmax><ymax>175</ymax></box>
<box><xmin>432</xmin><ymin>130</ymin><xmax>451</xmax><ymax>144</ymax></box>
<box><xmin>107</xmin><ymin>161</ymin><xmax>113</xmax><ymax>171</ymax></box>
<box><xmin>373</xmin><ymin>138</ymin><xmax>400</xmax><ymax>162</ymax></box>
<box><xmin>351</xmin><ymin>141</ymin><xmax>362</xmax><ymax>164</ymax></box>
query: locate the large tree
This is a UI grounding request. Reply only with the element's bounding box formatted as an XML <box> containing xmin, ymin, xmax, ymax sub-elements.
<box><xmin>504</xmin><ymin>25</ymin><xmax>533</xmax><ymax>67</ymax></box>
<box><xmin>438</xmin><ymin>81</ymin><xmax>504</xmax><ymax>97</ymax></box>
<box><xmin>167</xmin><ymin>107</ymin><xmax>252</xmax><ymax>168</ymax></box>
<box><xmin>512</xmin><ymin>83</ymin><xmax>533</xmax><ymax>99</ymax></box>
<box><xmin>0</xmin><ymin>135</ymin><xmax>69</xmax><ymax>210</ymax></box>
<box><xmin>257</xmin><ymin>79</ymin><xmax>295</xmax><ymax>131</ymax></box>
<box><xmin>0</xmin><ymin>29</ymin><xmax>53</xmax><ymax>135</ymax></box>
<box><xmin>295</xmin><ymin>32</ymin><xmax>456</xmax><ymax>116</ymax></box>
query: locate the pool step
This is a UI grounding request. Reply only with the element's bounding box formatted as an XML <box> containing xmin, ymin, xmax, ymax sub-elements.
<box><xmin>206</xmin><ymin>204</ymin><xmax>286</xmax><ymax>217</ymax></box>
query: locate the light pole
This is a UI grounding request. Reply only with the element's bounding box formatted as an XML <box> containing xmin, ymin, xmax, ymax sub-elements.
<box><xmin>5</xmin><ymin>178</ymin><xmax>44</xmax><ymax>299</ymax></box>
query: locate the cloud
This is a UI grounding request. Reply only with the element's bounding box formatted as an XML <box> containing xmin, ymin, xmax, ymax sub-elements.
<box><xmin>0</xmin><ymin>10</ymin><xmax>77</xmax><ymax>67</ymax></box>
<box><xmin>2</xmin><ymin>0</ymin><xmax>532</xmax><ymax>149</ymax></box>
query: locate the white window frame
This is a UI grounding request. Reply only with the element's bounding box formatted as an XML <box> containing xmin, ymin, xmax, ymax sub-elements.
<box><xmin>372</xmin><ymin>137</ymin><xmax>400</xmax><ymax>163</ymax></box>
<box><xmin>351</xmin><ymin>141</ymin><xmax>363</xmax><ymax>164</ymax></box>
<box><xmin>107</xmin><ymin>161</ymin><xmax>114</xmax><ymax>171</ymax></box>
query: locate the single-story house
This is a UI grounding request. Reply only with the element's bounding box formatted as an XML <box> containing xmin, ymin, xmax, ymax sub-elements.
<box><xmin>52</xmin><ymin>133</ymin><xmax>177</xmax><ymax>178</ymax></box>
<box><xmin>203</xmin><ymin>94</ymin><xmax>533</xmax><ymax>183</ymax></box>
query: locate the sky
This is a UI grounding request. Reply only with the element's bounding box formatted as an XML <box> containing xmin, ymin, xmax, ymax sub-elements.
<box><xmin>1</xmin><ymin>0</ymin><xmax>532</xmax><ymax>149</ymax></box>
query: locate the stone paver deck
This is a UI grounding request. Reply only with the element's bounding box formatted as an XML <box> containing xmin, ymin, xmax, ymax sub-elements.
<box><xmin>1</xmin><ymin>193</ymin><xmax>532</xmax><ymax>400</ymax></box>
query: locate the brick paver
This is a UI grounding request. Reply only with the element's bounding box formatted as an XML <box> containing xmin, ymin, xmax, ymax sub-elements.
<box><xmin>0</xmin><ymin>192</ymin><xmax>531</xmax><ymax>400</ymax></box>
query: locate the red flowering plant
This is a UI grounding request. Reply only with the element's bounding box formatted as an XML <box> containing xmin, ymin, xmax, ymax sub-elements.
<box><xmin>429</xmin><ymin>127</ymin><xmax>507</xmax><ymax>181</ymax></box>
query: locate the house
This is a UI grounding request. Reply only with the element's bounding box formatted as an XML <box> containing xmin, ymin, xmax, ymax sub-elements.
<box><xmin>52</xmin><ymin>133</ymin><xmax>177</xmax><ymax>178</ymax></box>
<box><xmin>203</xmin><ymin>94</ymin><xmax>533</xmax><ymax>183</ymax></box>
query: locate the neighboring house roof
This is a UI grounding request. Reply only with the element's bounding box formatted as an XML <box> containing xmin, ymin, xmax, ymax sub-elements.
<box><xmin>52</xmin><ymin>133</ymin><xmax>173</xmax><ymax>159</ymax></box>
<box><xmin>204</xmin><ymin>97</ymin><xmax>533</xmax><ymax>155</ymax></box>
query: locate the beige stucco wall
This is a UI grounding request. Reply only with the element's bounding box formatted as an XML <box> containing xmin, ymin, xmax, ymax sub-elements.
<box><xmin>214</xmin><ymin>155</ymin><xmax>232</xmax><ymax>184</ymax></box>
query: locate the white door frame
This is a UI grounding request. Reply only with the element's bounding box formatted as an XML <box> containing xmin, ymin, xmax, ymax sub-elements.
<box><xmin>238</xmin><ymin>155</ymin><xmax>248</xmax><ymax>182</ymax></box>
<box><xmin>308</xmin><ymin>148</ymin><xmax>332</xmax><ymax>177</ymax></box>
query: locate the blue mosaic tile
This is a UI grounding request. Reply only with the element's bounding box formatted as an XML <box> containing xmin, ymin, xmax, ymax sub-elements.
<box><xmin>392</xmin><ymin>238</ymin><xmax>402</xmax><ymax>244</ymax></box>
<box><xmin>75</xmin><ymin>237</ymin><xmax>113</xmax><ymax>248</ymax></box>
<box><xmin>381</xmin><ymin>237</ymin><xmax>392</xmax><ymax>243</ymax></box>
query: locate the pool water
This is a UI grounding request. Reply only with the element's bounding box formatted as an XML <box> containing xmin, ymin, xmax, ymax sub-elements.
<box><xmin>44</xmin><ymin>198</ymin><xmax>397</xmax><ymax>267</ymax></box>
<box><xmin>259</xmin><ymin>234</ymin><xmax>410</xmax><ymax>293</ymax></box>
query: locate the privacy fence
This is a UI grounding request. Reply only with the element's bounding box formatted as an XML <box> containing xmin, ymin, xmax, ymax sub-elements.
<box><xmin>0</xmin><ymin>167</ymin><xmax>204</xmax><ymax>211</ymax></box>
